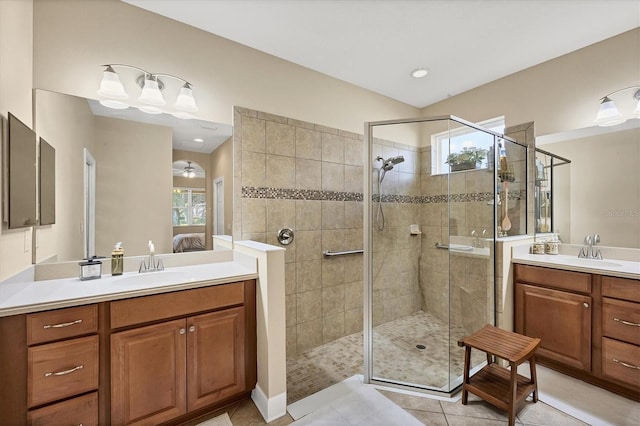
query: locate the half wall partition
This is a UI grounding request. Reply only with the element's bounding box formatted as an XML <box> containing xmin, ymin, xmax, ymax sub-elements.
<box><xmin>364</xmin><ymin>116</ymin><xmax>527</xmax><ymax>394</ymax></box>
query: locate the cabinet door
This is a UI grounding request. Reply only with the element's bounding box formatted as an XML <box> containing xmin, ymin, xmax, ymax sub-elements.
<box><xmin>187</xmin><ymin>307</ymin><xmax>246</xmax><ymax>411</ymax></box>
<box><xmin>516</xmin><ymin>283</ymin><xmax>592</xmax><ymax>371</ymax></box>
<box><xmin>111</xmin><ymin>319</ymin><xmax>187</xmax><ymax>426</ymax></box>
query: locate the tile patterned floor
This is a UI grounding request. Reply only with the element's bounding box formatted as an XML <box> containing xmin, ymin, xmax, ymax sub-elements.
<box><xmin>201</xmin><ymin>310</ymin><xmax>629</xmax><ymax>425</ymax></box>
<box><xmin>214</xmin><ymin>388</ymin><xmax>587</xmax><ymax>425</ymax></box>
<box><xmin>287</xmin><ymin>310</ymin><xmax>484</xmax><ymax>404</ymax></box>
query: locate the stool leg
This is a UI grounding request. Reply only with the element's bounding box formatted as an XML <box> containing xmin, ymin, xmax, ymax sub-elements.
<box><xmin>529</xmin><ymin>355</ymin><xmax>538</xmax><ymax>402</ymax></box>
<box><xmin>462</xmin><ymin>346</ymin><xmax>471</xmax><ymax>405</ymax></box>
<box><xmin>509</xmin><ymin>362</ymin><xmax>517</xmax><ymax>426</ymax></box>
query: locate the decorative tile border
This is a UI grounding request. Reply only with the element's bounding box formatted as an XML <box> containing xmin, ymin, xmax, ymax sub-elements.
<box><xmin>242</xmin><ymin>186</ymin><xmax>524</xmax><ymax>204</ymax></box>
<box><xmin>242</xmin><ymin>186</ymin><xmax>363</xmax><ymax>202</ymax></box>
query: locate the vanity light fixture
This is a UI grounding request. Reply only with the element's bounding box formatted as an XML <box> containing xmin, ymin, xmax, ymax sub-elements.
<box><xmin>594</xmin><ymin>85</ymin><xmax>640</xmax><ymax>127</ymax></box>
<box><xmin>97</xmin><ymin>64</ymin><xmax>199</xmax><ymax>119</ymax></box>
<box><xmin>183</xmin><ymin>161</ymin><xmax>196</xmax><ymax>178</ymax></box>
<box><xmin>410</xmin><ymin>67</ymin><xmax>430</xmax><ymax>78</ymax></box>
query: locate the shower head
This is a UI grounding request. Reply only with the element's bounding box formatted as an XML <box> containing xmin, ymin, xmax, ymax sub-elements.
<box><xmin>378</xmin><ymin>155</ymin><xmax>405</xmax><ymax>171</ymax></box>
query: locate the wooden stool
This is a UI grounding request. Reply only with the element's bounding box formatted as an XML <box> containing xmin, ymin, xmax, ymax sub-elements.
<box><xmin>457</xmin><ymin>324</ymin><xmax>541</xmax><ymax>426</ymax></box>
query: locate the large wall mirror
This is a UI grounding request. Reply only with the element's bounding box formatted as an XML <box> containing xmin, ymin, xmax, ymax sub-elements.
<box><xmin>34</xmin><ymin>89</ymin><xmax>233</xmax><ymax>263</ymax></box>
<box><xmin>536</xmin><ymin>120</ymin><xmax>639</xmax><ymax>249</ymax></box>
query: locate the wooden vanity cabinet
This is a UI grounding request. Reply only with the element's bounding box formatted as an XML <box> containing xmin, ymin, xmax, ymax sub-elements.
<box><xmin>109</xmin><ymin>280</ymin><xmax>256</xmax><ymax>426</ymax></box>
<box><xmin>601</xmin><ymin>276</ymin><xmax>640</xmax><ymax>391</ymax></box>
<box><xmin>0</xmin><ymin>279</ymin><xmax>257</xmax><ymax>425</ymax></box>
<box><xmin>515</xmin><ymin>264</ymin><xmax>639</xmax><ymax>401</ymax></box>
<box><xmin>0</xmin><ymin>304</ymin><xmax>100</xmax><ymax>426</ymax></box>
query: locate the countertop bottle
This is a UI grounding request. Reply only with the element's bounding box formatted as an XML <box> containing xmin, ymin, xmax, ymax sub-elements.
<box><xmin>111</xmin><ymin>242</ymin><xmax>124</xmax><ymax>275</ymax></box>
<box><xmin>544</xmin><ymin>236</ymin><xmax>559</xmax><ymax>255</ymax></box>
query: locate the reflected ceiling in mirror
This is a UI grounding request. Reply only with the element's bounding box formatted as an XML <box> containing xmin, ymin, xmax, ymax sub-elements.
<box><xmin>34</xmin><ymin>89</ymin><xmax>234</xmax><ymax>263</ymax></box>
<box><xmin>87</xmin><ymin>100</ymin><xmax>231</xmax><ymax>154</ymax></box>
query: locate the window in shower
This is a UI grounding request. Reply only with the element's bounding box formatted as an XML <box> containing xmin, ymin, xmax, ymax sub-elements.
<box><xmin>431</xmin><ymin>116</ymin><xmax>504</xmax><ymax>175</ymax></box>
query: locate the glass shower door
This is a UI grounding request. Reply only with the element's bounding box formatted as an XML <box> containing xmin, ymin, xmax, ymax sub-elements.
<box><xmin>365</xmin><ymin>116</ymin><xmax>501</xmax><ymax>395</ymax></box>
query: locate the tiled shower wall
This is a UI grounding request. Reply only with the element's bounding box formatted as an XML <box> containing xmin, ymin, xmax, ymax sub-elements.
<box><xmin>233</xmin><ymin>108</ymin><xmax>509</xmax><ymax>356</ymax></box>
<box><xmin>233</xmin><ymin>107</ymin><xmax>367</xmax><ymax>356</ymax></box>
<box><xmin>418</xmin><ymin>147</ymin><xmax>496</xmax><ymax>337</ymax></box>
<box><xmin>370</xmin><ymin>139</ymin><xmax>424</xmax><ymax>327</ymax></box>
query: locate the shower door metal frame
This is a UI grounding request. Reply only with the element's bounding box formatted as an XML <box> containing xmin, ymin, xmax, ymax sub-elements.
<box><xmin>363</xmin><ymin>115</ymin><xmax>526</xmax><ymax>396</ymax></box>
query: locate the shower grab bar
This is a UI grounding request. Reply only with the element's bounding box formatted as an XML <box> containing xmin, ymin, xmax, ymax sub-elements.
<box><xmin>323</xmin><ymin>249</ymin><xmax>364</xmax><ymax>256</ymax></box>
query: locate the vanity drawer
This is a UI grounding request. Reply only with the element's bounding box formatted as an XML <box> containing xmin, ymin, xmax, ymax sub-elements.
<box><xmin>27</xmin><ymin>304</ymin><xmax>98</xmax><ymax>345</ymax></box>
<box><xmin>602</xmin><ymin>276</ymin><xmax>640</xmax><ymax>303</ymax></box>
<box><xmin>27</xmin><ymin>392</ymin><xmax>98</xmax><ymax>426</ymax></box>
<box><xmin>28</xmin><ymin>335</ymin><xmax>99</xmax><ymax>407</ymax></box>
<box><xmin>514</xmin><ymin>264</ymin><xmax>591</xmax><ymax>293</ymax></box>
<box><xmin>603</xmin><ymin>297</ymin><xmax>640</xmax><ymax>345</ymax></box>
<box><xmin>602</xmin><ymin>337</ymin><xmax>640</xmax><ymax>389</ymax></box>
<box><xmin>110</xmin><ymin>281</ymin><xmax>245</xmax><ymax>329</ymax></box>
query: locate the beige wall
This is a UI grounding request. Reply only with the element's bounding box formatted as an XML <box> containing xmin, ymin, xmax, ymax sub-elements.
<box><xmin>0</xmin><ymin>0</ymin><xmax>420</xmax><ymax>280</ymax></box>
<box><xmin>210</xmin><ymin>137</ymin><xmax>233</xmax><ymax>236</ymax></box>
<box><xmin>32</xmin><ymin>0</ymin><xmax>418</xmax><ymax>137</ymax></box>
<box><xmin>421</xmin><ymin>28</ymin><xmax>639</xmax><ymax>249</ymax></box>
<box><xmin>34</xmin><ymin>90</ymin><xmax>96</xmax><ymax>262</ymax></box>
<box><xmin>421</xmin><ymin>28</ymin><xmax>640</xmax><ymax>138</ymax></box>
<box><xmin>545</xmin><ymin>127</ymin><xmax>640</xmax><ymax>248</ymax></box>
<box><xmin>94</xmin><ymin>117</ymin><xmax>173</xmax><ymax>256</ymax></box>
<box><xmin>0</xmin><ymin>0</ymin><xmax>34</xmax><ymax>280</ymax></box>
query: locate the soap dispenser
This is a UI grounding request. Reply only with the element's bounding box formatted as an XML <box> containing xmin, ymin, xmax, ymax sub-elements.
<box><xmin>111</xmin><ymin>242</ymin><xmax>124</xmax><ymax>276</ymax></box>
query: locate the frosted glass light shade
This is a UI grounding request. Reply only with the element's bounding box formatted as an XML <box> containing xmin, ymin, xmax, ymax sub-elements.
<box><xmin>138</xmin><ymin>77</ymin><xmax>166</xmax><ymax>106</ymax></box>
<box><xmin>138</xmin><ymin>105</ymin><xmax>163</xmax><ymax>115</ymax></box>
<box><xmin>175</xmin><ymin>83</ymin><xmax>198</xmax><ymax>112</ymax></box>
<box><xmin>99</xmin><ymin>99</ymin><xmax>129</xmax><ymax>110</ymax></box>
<box><xmin>172</xmin><ymin>111</ymin><xmax>194</xmax><ymax>120</ymax></box>
<box><xmin>97</xmin><ymin>67</ymin><xmax>128</xmax><ymax>100</ymax></box>
<box><xmin>594</xmin><ymin>97</ymin><xmax>624</xmax><ymax>127</ymax></box>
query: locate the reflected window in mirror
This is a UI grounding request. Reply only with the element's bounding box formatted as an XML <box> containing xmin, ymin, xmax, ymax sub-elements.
<box><xmin>172</xmin><ymin>188</ymin><xmax>206</xmax><ymax>226</ymax></box>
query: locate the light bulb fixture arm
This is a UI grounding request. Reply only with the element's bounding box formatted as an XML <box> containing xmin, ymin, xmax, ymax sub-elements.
<box><xmin>101</xmin><ymin>64</ymin><xmax>194</xmax><ymax>87</ymax></box>
<box><xmin>599</xmin><ymin>84</ymin><xmax>640</xmax><ymax>101</ymax></box>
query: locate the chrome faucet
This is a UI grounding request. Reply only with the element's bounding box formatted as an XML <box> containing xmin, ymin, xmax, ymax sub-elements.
<box><xmin>578</xmin><ymin>234</ymin><xmax>602</xmax><ymax>259</ymax></box>
<box><xmin>139</xmin><ymin>240</ymin><xmax>164</xmax><ymax>273</ymax></box>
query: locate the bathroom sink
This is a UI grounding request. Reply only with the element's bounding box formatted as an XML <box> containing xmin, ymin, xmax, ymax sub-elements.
<box><xmin>113</xmin><ymin>271</ymin><xmax>193</xmax><ymax>286</ymax></box>
<box><xmin>560</xmin><ymin>258</ymin><xmax>622</xmax><ymax>268</ymax></box>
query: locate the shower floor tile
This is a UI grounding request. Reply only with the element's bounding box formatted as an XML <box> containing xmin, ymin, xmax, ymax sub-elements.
<box><xmin>286</xmin><ymin>311</ymin><xmax>485</xmax><ymax>404</ymax></box>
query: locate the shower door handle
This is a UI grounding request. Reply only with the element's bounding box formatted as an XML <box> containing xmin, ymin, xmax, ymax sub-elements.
<box><xmin>435</xmin><ymin>243</ymin><xmax>449</xmax><ymax>249</ymax></box>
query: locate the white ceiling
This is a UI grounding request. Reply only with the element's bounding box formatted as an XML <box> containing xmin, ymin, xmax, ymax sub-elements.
<box><xmin>88</xmin><ymin>99</ymin><xmax>232</xmax><ymax>154</ymax></box>
<box><xmin>123</xmin><ymin>0</ymin><xmax>640</xmax><ymax>108</ymax></box>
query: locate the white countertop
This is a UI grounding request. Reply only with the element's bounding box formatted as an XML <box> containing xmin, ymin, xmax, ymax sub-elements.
<box><xmin>0</xmin><ymin>259</ymin><xmax>258</xmax><ymax>317</ymax></box>
<box><xmin>512</xmin><ymin>252</ymin><xmax>640</xmax><ymax>280</ymax></box>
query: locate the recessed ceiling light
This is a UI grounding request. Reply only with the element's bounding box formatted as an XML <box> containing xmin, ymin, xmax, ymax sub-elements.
<box><xmin>193</xmin><ymin>138</ymin><xmax>204</xmax><ymax>143</ymax></box>
<box><xmin>410</xmin><ymin>68</ymin><xmax>430</xmax><ymax>78</ymax></box>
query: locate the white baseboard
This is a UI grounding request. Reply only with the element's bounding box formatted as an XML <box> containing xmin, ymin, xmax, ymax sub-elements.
<box><xmin>251</xmin><ymin>385</ymin><xmax>287</xmax><ymax>423</ymax></box>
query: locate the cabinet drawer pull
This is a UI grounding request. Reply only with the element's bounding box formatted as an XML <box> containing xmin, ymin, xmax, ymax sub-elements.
<box><xmin>44</xmin><ymin>364</ymin><xmax>84</xmax><ymax>377</ymax></box>
<box><xmin>613</xmin><ymin>317</ymin><xmax>640</xmax><ymax>327</ymax></box>
<box><xmin>613</xmin><ymin>358</ymin><xmax>640</xmax><ymax>370</ymax></box>
<box><xmin>43</xmin><ymin>319</ymin><xmax>83</xmax><ymax>329</ymax></box>
<box><xmin>583</xmin><ymin>303</ymin><xmax>589</xmax><ymax>308</ymax></box>
<box><xmin>189</xmin><ymin>325</ymin><xmax>195</xmax><ymax>333</ymax></box>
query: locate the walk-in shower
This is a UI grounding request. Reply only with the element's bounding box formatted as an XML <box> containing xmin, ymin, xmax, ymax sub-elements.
<box><xmin>375</xmin><ymin>155</ymin><xmax>405</xmax><ymax>231</ymax></box>
<box><xmin>364</xmin><ymin>115</ymin><xmax>528</xmax><ymax>396</ymax></box>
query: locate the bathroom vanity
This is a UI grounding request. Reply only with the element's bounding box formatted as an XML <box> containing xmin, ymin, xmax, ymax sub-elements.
<box><xmin>513</xmin><ymin>253</ymin><xmax>639</xmax><ymax>401</ymax></box>
<box><xmin>0</xmin><ymin>259</ymin><xmax>259</xmax><ymax>425</ymax></box>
